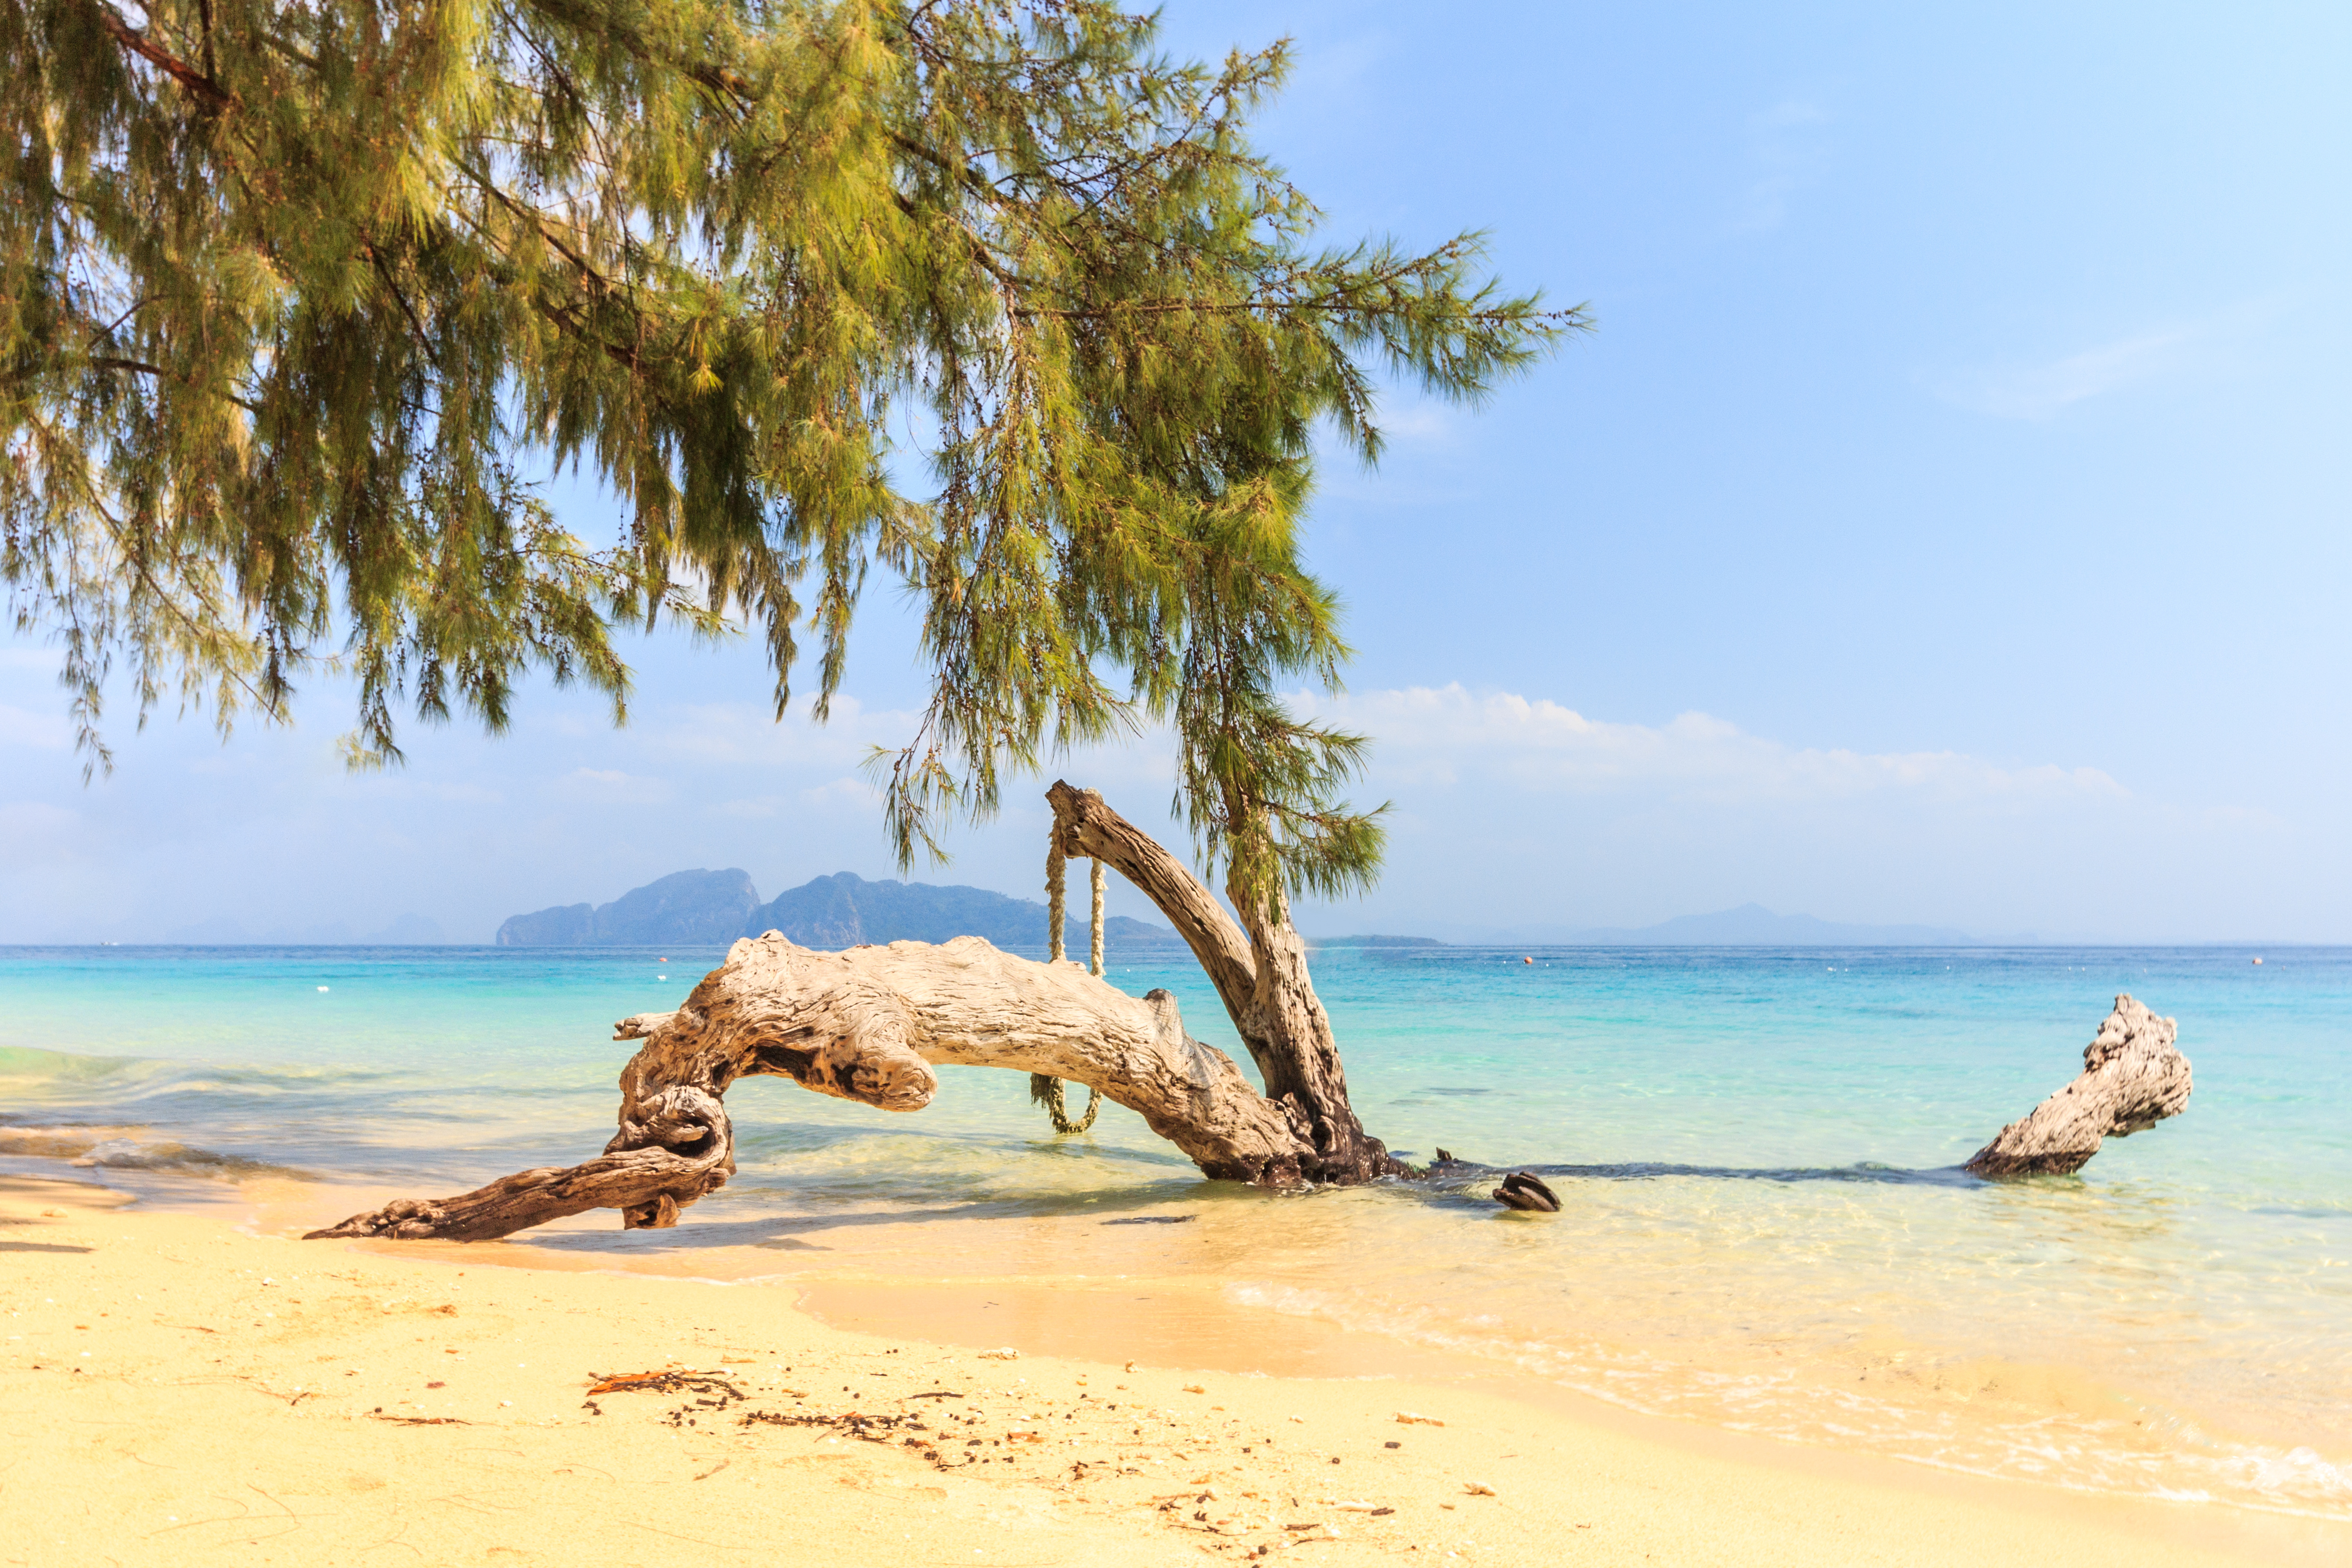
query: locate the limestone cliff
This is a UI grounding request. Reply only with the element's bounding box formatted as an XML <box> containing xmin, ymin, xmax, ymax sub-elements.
<box><xmin>495</xmin><ymin>869</ymin><xmax>1177</xmax><ymax>950</ymax></box>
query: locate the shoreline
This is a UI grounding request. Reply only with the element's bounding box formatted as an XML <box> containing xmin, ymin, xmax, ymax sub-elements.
<box><xmin>5</xmin><ymin>1170</ymin><xmax>2347</xmax><ymax>1566</ymax></box>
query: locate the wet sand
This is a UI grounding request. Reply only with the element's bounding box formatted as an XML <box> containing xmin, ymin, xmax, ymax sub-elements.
<box><xmin>4</xmin><ymin>1174</ymin><xmax>2347</xmax><ymax>1567</ymax></box>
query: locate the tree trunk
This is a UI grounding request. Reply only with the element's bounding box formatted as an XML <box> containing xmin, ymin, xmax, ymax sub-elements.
<box><xmin>1963</xmin><ymin>994</ymin><xmax>2192</xmax><ymax>1177</ymax></box>
<box><xmin>307</xmin><ymin>926</ymin><xmax>1367</xmax><ymax>1243</ymax></box>
<box><xmin>1045</xmin><ymin>781</ymin><xmax>1402</xmax><ymax>1184</ymax></box>
<box><xmin>305</xmin><ymin>783</ymin><xmax>1405</xmax><ymax>1243</ymax></box>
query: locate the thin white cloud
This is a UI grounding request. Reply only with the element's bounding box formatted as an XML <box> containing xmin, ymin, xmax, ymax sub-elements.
<box><xmin>1287</xmin><ymin>30</ymin><xmax>1388</xmax><ymax>106</ymax></box>
<box><xmin>633</xmin><ymin>694</ymin><xmax>922</xmax><ymax>769</ymax></box>
<box><xmin>0</xmin><ymin>801</ymin><xmax>79</xmax><ymax>869</ymax></box>
<box><xmin>1928</xmin><ymin>296</ymin><xmax>2285</xmax><ymax>420</ymax></box>
<box><xmin>0</xmin><ymin>801</ymin><xmax>78</xmax><ymax>833</ymax></box>
<box><xmin>1372</xmin><ymin>399</ymin><xmax>1455</xmax><ymax>445</ymax></box>
<box><xmin>800</xmin><ymin>776</ymin><xmax>882</xmax><ymax>810</ymax></box>
<box><xmin>708</xmin><ymin>794</ymin><xmax>789</xmax><ymax>821</ymax></box>
<box><xmin>555</xmin><ymin>767</ymin><xmax>675</xmax><ymax>806</ymax></box>
<box><xmin>1734</xmin><ymin>99</ymin><xmax>1830</xmax><ymax>233</ymax></box>
<box><xmin>0</xmin><ymin>703</ymin><xmax>72</xmax><ymax>749</ymax></box>
<box><xmin>1295</xmin><ymin>684</ymin><xmax>2125</xmax><ymax>807</ymax></box>
<box><xmin>707</xmin><ymin>777</ymin><xmax>878</xmax><ymax>819</ymax></box>
<box><xmin>357</xmin><ymin>776</ymin><xmax>505</xmax><ymax>805</ymax></box>
<box><xmin>1935</xmin><ymin>326</ymin><xmax>2198</xmax><ymax>420</ymax></box>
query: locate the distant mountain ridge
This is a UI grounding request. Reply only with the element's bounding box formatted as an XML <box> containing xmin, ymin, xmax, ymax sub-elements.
<box><xmin>1558</xmin><ymin>903</ymin><xmax>1980</xmax><ymax>946</ymax></box>
<box><xmin>495</xmin><ymin>869</ymin><xmax>1181</xmax><ymax>950</ymax></box>
<box><xmin>1310</xmin><ymin>904</ymin><xmax>1992</xmax><ymax>948</ymax></box>
<box><xmin>494</xmin><ymin>870</ymin><xmax>760</xmax><ymax>947</ymax></box>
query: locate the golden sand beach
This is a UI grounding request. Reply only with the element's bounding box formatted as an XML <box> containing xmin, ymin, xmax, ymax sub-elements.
<box><xmin>5</xmin><ymin>1173</ymin><xmax>2346</xmax><ymax>1568</ymax></box>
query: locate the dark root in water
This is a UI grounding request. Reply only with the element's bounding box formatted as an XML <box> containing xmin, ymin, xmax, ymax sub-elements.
<box><xmin>1492</xmin><ymin>1172</ymin><xmax>1561</xmax><ymax>1212</ymax></box>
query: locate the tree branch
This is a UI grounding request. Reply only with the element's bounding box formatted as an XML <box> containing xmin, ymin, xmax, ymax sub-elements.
<box><xmin>93</xmin><ymin>4</ymin><xmax>234</xmax><ymax>106</ymax></box>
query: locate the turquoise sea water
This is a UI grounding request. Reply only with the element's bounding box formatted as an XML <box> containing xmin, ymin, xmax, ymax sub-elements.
<box><xmin>4</xmin><ymin>942</ymin><xmax>2349</xmax><ymax>1517</ymax></box>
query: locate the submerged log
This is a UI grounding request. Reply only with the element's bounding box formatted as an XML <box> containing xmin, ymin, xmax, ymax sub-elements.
<box><xmin>1963</xmin><ymin>994</ymin><xmax>2191</xmax><ymax>1178</ymax></box>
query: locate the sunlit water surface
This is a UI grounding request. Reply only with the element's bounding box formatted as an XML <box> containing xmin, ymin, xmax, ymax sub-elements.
<box><xmin>4</xmin><ymin>943</ymin><xmax>2347</xmax><ymax>1518</ymax></box>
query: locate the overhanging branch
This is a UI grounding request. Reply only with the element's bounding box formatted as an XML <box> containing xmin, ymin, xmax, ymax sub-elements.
<box><xmin>94</xmin><ymin>4</ymin><xmax>235</xmax><ymax>106</ymax></box>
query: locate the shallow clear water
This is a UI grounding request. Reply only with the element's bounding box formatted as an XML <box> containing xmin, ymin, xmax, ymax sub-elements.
<box><xmin>4</xmin><ymin>942</ymin><xmax>2348</xmax><ymax>1517</ymax></box>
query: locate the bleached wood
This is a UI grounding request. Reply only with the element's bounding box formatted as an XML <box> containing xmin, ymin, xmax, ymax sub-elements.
<box><xmin>1963</xmin><ymin>994</ymin><xmax>2192</xmax><ymax>1177</ymax></box>
<box><xmin>306</xmin><ymin>933</ymin><xmax>1322</xmax><ymax>1242</ymax></box>
<box><xmin>305</xmin><ymin>784</ymin><xmax>1421</xmax><ymax>1245</ymax></box>
<box><xmin>1047</xmin><ymin>781</ymin><xmax>1400</xmax><ymax>1182</ymax></box>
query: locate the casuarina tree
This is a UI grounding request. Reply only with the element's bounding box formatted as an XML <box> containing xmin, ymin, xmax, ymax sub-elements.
<box><xmin>6</xmin><ymin>0</ymin><xmax>1582</xmax><ymax>1231</ymax></box>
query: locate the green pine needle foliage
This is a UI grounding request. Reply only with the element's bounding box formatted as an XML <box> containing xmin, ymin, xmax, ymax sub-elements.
<box><xmin>3</xmin><ymin>0</ymin><xmax>1583</xmax><ymax>904</ymax></box>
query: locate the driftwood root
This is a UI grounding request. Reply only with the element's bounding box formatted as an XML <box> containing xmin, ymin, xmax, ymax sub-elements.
<box><xmin>1963</xmin><ymin>994</ymin><xmax>2191</xmax><ymax>1177</ymax></box>
<box><xmin>306</xmin><ymin>1084</ymin><xmax>734</xmax><ymax>1241</ymax></box>
<box><xmin>1492</xmin><ymin>1172</ymin><xmax>1562</xmax><ymax>1212</ymax></box>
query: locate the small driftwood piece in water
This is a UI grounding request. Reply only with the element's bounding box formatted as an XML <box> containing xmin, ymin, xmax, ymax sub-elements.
<box><xmin>1963</xmin><ymin>994</ymin><xmax>2191</xmax><ymax>1177</ymax></box>
<box><xmin>306</xmin><ymin>934</ymin><xmax>1339</xmax><ymax>1242</ymax></box>
<box><xmin>1492</xmin><ymin>1172</ymin><xmax>1561</xmax><ymax>1212</ymax></box>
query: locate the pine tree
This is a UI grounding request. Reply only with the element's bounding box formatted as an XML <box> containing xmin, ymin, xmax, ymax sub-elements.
<box><xmin>4</xmin><ymin>0</ymin><xmax>1580</xmax><ymax>902</ymax></box>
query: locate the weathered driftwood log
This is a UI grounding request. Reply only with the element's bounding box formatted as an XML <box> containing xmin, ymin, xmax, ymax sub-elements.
<box><xmin>1963</xmin><ymin>995</ymin><xmax>2191</xmax><ymax>1177</ymax></box>
<box><xmin>306</xmin><ymin>783</ymin><xmax>1411</xmax><ymax>1243</ymax></box>
<box><xmin>307</xmin><ymin>931</ymin><xmax>1355</xmax><ymax>1241</ymax></box>
<box><xmin>1047</xmin><ymin>781</ymin><xmax>1402</xmax><ymax>1184</ymax></box>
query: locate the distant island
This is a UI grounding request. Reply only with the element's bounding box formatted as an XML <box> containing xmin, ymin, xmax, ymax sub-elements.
<box><xmin>495</xmin><ymin>869</ymin><xmax>1183</xmax><ymax>950</ymax></box>
<box><xmin>1552</xmin><ymin>903</ymin><xmax>1983</xmax><ymax>946</ymax></box>
<box><xmin>1306</xmin><ymin>904</ymin><xmax>1995</xmax><ymax>948</ymax></box>
<box><xmin>497</xmin><ymin>883</ymin><xmax>1986</xmax><ymax>951</ymax></box>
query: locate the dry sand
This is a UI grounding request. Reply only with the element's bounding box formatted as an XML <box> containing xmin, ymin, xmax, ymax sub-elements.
<box><xmin>4</xmin><ymin>1173</ymin><xmax>2345</xmax><ymax>1568</ymax></box>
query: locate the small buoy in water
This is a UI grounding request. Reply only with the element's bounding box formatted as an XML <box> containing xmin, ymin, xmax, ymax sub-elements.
<box><xmin>316</xmin><ymin>986</ymin><xmax>329</xmax><ymax>993</ymax></box>
<box><xmin>1523</xmin><ymin>956</ymin><xmax>1534</xmax><ymax>965</ymax></box>
<box><xmin>2252</xmin><ymin>956</ymin><xmax>2263</xmax><ymax>966</ymax></box>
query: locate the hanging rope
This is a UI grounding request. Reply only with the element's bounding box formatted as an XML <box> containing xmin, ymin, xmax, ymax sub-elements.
<box><xmin>1028</xmin><ymin>1072</ymin><xmax>1101</xmax><ymax>1134</ymax></box>
<box><xmin>1090</xmin><ymin>856</ymin><xmax>1106</xmax><ymax>977</ymax></box>
<box><xmin>1047</xmin><ymin>838</ymin><xmax>1067</xmax><ymax>963</ymax></box>
<box><xmin>1033</xmin><ymin>830</ymin><xmax>1099</xmax><ymax>1131</ymax></box>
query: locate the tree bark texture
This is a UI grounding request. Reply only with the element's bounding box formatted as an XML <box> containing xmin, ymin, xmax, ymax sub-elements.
<box><xmin>1963</xmin><ymin>994</ymin><xmax>2192</xmax><ymax>1177</ymax></box>
<box><xmin>307</xmin><ymin>929</ymin><xmax>1353</xmax><ymax>1242</ymax></box>
<box><xmin>1045</xmin><ymin>781</ymin><xmax>1403</xmax><ymax>1184</ymax></box>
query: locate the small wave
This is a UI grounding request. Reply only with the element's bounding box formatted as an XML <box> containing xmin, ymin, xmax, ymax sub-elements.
<box><xmin>1415</xmin><ymin>1157</ymin><xmax>1974</xmax><ymax>1193</ymax></box>
<box><xmin>1</xmin><ymin>1044</ymin><xmax>408</xmax><ymax>1102</ymax></box>
<box><xmin>0</xmin><ymin>1124</ymin><xmax>150</xmax><ymax>1161</ymax></box>
<box><xmin>0</xmin><ymin>1045</ymin><xmax>163</xmax><ymax>1096</ymax></box>
<box><xmin>75</xmin><ymin>1139</ymin><xmax>316</xmax><ymax>1180</ymax></box>
<box><xmin>0</xmin><ymin>1125</ymin><xmax>313</xmax><ymax>1182</ymax></box>
<box><xmin>1218</xmin><ymin>1277</ymin><xmax>2352</xmax><ymax>1522</ymax></box>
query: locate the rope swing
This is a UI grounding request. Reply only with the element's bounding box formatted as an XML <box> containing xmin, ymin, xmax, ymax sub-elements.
<box><xmin>1047</xmin><ymin>841</ymin><xmax>1068</xmax><ymax>963</ymax></box>
<box><xmin>1032</xmin><ymin>831</ymin><xmax>1103</xmax><ymax>1134</ymax></box>
<box><xmin>1028</xmin><ymin>1072</ymin><xmax>1099</xmax><ymax>1135</ymax></box>
<box><xmin>1090</xmin><ymin>856</ymin><xmax>1106</xmax><ymax>977</ymax></box>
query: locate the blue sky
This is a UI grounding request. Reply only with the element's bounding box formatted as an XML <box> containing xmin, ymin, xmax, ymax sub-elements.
<box><xmin>5</xmin><ymin>0</ymin><xmax>2348</xmax><ymax>942</ymax></box>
